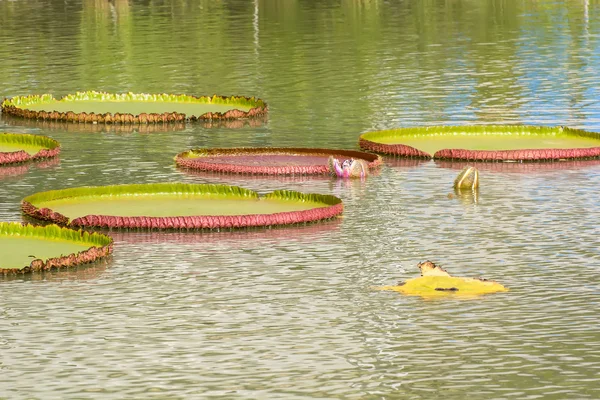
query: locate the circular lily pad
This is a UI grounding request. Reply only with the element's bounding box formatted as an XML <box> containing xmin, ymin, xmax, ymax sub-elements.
<box><xmin>2</xmin><ymin>91</ymin><xmax>268</xmax><ymax>124</ymax></box>
<box><xmin>21</xmin><ymin>183</ymin><xmax>343</xmax><ymax>230</ymax></box>
<box><xmin>175</xmin><ymin>147</ymin><xmax>382</xmax><ymax>175</ymax></box>
<box><xmin>0</xmin><ymin>132</ymin><xmax>60</xmax><ymax>165</ymax></box>
<box><xmin>0</xmin><ymin>222</ymin><xmax>113</xmax><ymax>275</ymax></box>
<box><xmin>360</xmin><ymin>125</ymin><xmax>600</xmax><ymax>162</ymax></box>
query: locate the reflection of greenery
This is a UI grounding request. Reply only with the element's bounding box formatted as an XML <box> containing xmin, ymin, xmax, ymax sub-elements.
<box><xmin>0</xmin><ymin>0</ymin><xmax>598</xmax><ymax>139</ymax></box>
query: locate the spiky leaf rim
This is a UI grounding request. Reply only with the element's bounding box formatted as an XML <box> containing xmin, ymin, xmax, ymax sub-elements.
<box><xmin>0</xmin><ymin>222</ymin><xmax>113</xmax><ymax>275</ymax></box>
<box><xmin>359</xmin><ymin>125</ymin><xmax>600</xmax><ymax>162</ymax></box>
<box><xmin>175</xmin><ymin>147</ymin><xmax>383</xmax><ymax>175</ymax></box>
<box><xmin>1</xmin><ymin>91</ymin><xmax>268</xmax><ymax>124</ymax></box>
<box><xmin>0</xmin><ymin>132</ymin><xmax>61</xmax><ymax>165</ymax></box>
<box><xmin>21</xmin><ymin>183</ymin><xmax>343</xmax><ymax>230</ymax></box>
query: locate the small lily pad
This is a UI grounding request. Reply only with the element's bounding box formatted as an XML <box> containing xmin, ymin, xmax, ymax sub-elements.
<box><xmin>22</xmin><ymin>183</ymin><xmax>343</xmax><ymax>230</ymax></box>
<box><xmin>0</xmin><ymin>132</ymin><xmax>60</xmax><ymax>165</ymax></box>
<box><xmin>375</xmin><ymin>261</ymin><xmax>508</xmax><ymax>298</ymax></box>
<box><xmin>0</xmin><ymin>222</ymin><xmax>113</xmax><ymax>275</ymax></box>
<box><xmin>376</xmin><ymin>276</ymin><xmax>508</xmax><ymax>298</ymax></box>
<box><xmin>2</xmin><ymin>91</ymin><xmax>268</xmax><ymax>124</ymax></box>
<box><xmin>360</xmin><ymin>125</ymin><xmax>600</xmax><ymax>161</ymax></box>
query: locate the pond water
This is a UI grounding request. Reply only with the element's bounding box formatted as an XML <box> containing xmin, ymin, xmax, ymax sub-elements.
<box><xmin>1</xmin><ymin>0</ymin><xmax>600</xmax><ymax>398</ymax></box>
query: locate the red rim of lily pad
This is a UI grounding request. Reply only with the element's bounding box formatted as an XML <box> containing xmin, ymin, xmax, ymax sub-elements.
<box><xmin>359</xmin><ymin>125</ymin><xmax>600</xmax><ymax>162</ymax></box>
<box><xmin>21</xmin><ymin>183</ymin><xmax>344</xmax><ymax>230</ymax></box>
<box><xmin>175</xmin><ymin>147</ymin><xmax>383</xmax><ymax>175</ymax></box>
<box><xmin>1</xmin><ymin>91</ymin><xmax>268</xmax><ymax>124</ymax></box>
<box><xmin>0</xmin><ymin>222</ymin><xmax>113</xmax><ymax>275</ymax></box>
<box><xmin>0</xmin><ymin>132</ymin><xmax>60</xmax><ymax>165</ymax></box>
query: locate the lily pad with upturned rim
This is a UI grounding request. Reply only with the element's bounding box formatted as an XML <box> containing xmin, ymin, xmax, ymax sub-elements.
<box><xmin>1</xmin><ymin>91</ymin><xmax>268</xmax><ymax>124</ymax></box>
<box><xmin>21</xmin><ymin>183</ymin><xmax>344</xmax><ymax>230</ymax></box>
<box><xmin>0</xmin><ymin>132</ymin><xmax>60</xmax><ymax>165</ymax></box>
<box><xmin>0</xmin><ymin>222</ymin><xmax>113</xmax><ymax>275</ymax></box>
<box><xmin>359</xmin><ymin>125</ymin><xmax>600</xmax><ymax>162</ymax></box>
<box><xmin>175</xmin><ymin>147</ymin><xmax>383</xmax><ymax>175</ymax></box>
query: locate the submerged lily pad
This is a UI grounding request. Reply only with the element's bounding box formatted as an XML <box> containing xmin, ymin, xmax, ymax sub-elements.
<box><xmin>360</xmin><ymin>125</ymin><xmax>600</xmax><ymax>162</ymax></box>
<box><xmin>377</xmin><ymin>276</ymin><xmax>508</xmax><ymax>298</ymax></box>
<box><xmin>2</xmin><ymin>91</ymin><xmax>268</xmax><ymax>124</ymax></box>
<box><xmin>375</xmin><ymin>261</ymin><xmax>508</xmax><ymax>298</ymax></box>
<box><xmin>175</xmin><ymin>147</ymin><xmax>382</xmax><ymax>176</ymax></box>
<box><xmin>22</xmin><ymin>183</ymin><xmax>343</xmax><ymax>230</ymax></box>
<box><xmin>0</xmin><ymin>132</ymin><xmax>60</xmax><ymax>165</ymax></box>
<box><xmin>0</xmin><ymin>222</ymin><xmax>113</xmax><ymax>275</ymax></box>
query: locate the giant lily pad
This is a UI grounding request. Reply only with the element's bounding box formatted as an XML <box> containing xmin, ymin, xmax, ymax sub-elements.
<box><xmin>21</xmin><ymin>183</ymin><xmax>343</xmax><ymax>230</ymax></box>
<box><xmin>0</xmin><ymin>222</ymin><xmax>113</xmax><ymax>275</ymax></box>
<box><xmin>0</xmin><ymin>132</ymin><xmax>60</xmax><ymax>165</ymax></box>
<box><xmin>2</xmin><ymin>91</ymin><xmax>268</xmax><ymax>124</ymax></box>
<box><xmin>175</xmin><ymin>147</ymin><xmax>382</xmax><ymax>176</ymax></box>
<box><xmin>375</xmin><ymin>261</ymin><xmax>508</xmax><ymax>298</ymax></box>
<box><xmin>360</xmin><ymin>125</ymin><xmax>600</xmax><ymax>162</ymax></box>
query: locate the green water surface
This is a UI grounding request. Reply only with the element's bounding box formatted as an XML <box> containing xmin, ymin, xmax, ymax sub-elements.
<box><xmin>25</xmin><ymin>101</ymin><xmax>252</xmax><ymax>116</ymax></box>
<box><xmin>0</xmin><ymin>236</ymin><xmax>92</xmax><ymax>270</ymax></box>
<box><xmin>35</xmin><ymin>194</ymin><xmax>325</xmax><ymax>219</ymax></box>
<box><xmin>376</xmin><ymin>134</ymin><xmax>600</xmax><ymax>154</ymax></box>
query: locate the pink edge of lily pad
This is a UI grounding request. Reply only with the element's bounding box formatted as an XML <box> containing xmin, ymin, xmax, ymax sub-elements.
<box><xmin>1</xmin><ymin>239</ymin><xmax>113</xmax><ymax>276</ymax></box>
<box><xmin>433</xmin><ymin>147</ymin><xmax>600</xmax><ymax>162</ymax></box>
<box><xmin>0</xmin><ymin>146</ymin><xmax>61</xmax><ymax>166</ymax></box>
<box><xmin>20</xmin><ymin>201</ymin><xmax>344</xmax><ymax>230</ymax></box>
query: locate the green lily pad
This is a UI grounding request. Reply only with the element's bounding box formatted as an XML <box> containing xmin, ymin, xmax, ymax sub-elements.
<box><xmin>360</xmin><ymin>125</ymin><xmax>600</xmax><ymax>161</ymax></box>
<box><xmin>0</xmin><ymin>222</ymin><xmax>113</xmax><ymax>275</ymax></box>
<box><xmin>374</xmin><ymin>261</ymin><xmax>508</xmax><ymax>299</ymax></box>
<box><xmin>0</xmin><ymin>132</ymin><xmax>60</xmax><ymax>165</ymax></box>
<box><xmin>22</xmin><ymin>183</ymin><xmax>343</xmax><ymax>230</ymax></box>
<box><xmin>376</xmin><ymin>275</ymin><xmax>509</xmax><ymax>298</ymax></box>
<box><xmin>2</xmin><ymin>91</ymin><xmax>268</xmax><ymax>123</ymax></box>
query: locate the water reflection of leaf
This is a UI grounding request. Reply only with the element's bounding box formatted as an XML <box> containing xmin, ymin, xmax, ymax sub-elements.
<box><xmin>450</xmin><ymin>187</ymin><xmax>479</xmax><ymax>205</ymax></box>
<box><xmin>0</xmin><ymin>156</ymin><xmax>60</xmax><ymax>180</ymax></box>
<box><xmin>435</xmin><ymin>159</ymin><xmax>600</xmax><ymax>174</ymax></box>
<box><xmin>0</xmin><ymin>257</ymin><xmax>111</xmax><ymax>283</ymax></box>
<box><xmin>1</xmin><ymin>114</ymin><xmax>188</xmax><ymax>135</ymax></box>
<box><xmin>101</xmin><ymin>218</ymin><xmax>342</xmax><ymax>247</ymax></box>
<box><xmin>382</xmin><ymin>156</ymin><xmax>430</xmax><ymax>170</ymax></box>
